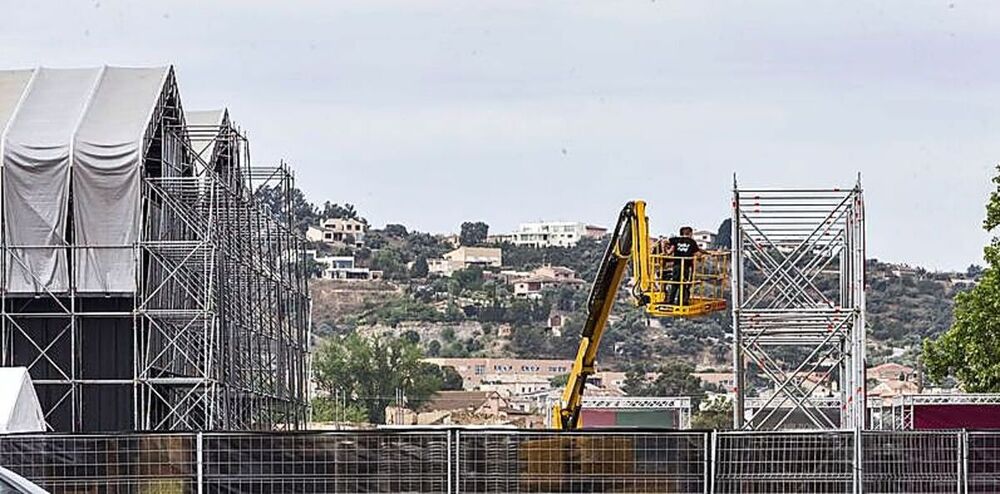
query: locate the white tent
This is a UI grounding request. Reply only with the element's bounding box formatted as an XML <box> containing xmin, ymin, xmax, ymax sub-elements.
<box><xmin>0</xmin><ymin>367</ymin><xmax>45</xmax><ymax>433</ymax></box>
<box><xmin>0</xmin><ymin>66</ymin><xmax>177</xmax><ymax>294</ymax></box>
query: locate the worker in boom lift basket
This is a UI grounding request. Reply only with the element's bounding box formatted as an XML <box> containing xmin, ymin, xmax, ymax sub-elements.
<box><xmin>666</xmin><ymin>226</ymin><xmax>701</xmax><ymax>306</ymax></box>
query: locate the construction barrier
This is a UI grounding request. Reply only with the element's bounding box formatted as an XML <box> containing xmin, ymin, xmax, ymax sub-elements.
<box><xmin>2</xmin><ymin>429</ymin><xmax>999</xmax><ymax>493</ymax></box>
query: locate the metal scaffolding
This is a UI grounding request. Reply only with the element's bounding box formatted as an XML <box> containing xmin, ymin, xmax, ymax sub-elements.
<box><xmin>731</xmin><ymin>176</ymin><xmax>866</xmax><ymax>432</ymax></box>
<box><xmin>135</xmin><ymin>119</ymin><xmax>311</xmax><ymax>431</ymax></box>
<box><xmin>0</xmin><ymin>69</ymin><xmax>309</xmax><ymax>431</ymax></box>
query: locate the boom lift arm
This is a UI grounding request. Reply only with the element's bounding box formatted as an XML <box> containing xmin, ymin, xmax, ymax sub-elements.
<box><xmin>552</xmin><ymin>201</ymin><xmax>650</xmax><ymax>430</ymax></box>
<box><xmin>551</xmin><ymin>200</ymin><xmax>728</xmax><ymax>430</ymax></box>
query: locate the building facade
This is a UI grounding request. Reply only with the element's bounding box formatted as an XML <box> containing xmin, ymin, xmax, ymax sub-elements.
<box><xmin>489</xmin><ymin>221</ymin><xmax>605</xmax><ymax>248</ymax></box>
<box><xmin>309</xmin><ymin>252</ymin><xmax>383</xmax><ymax>280</ymax></box>
<box><xmin>423</xmin><ymin>357</ymin><xmax>575</xmax><ymax>390</ymax></box>
<box><xmin>305</xmin><ymin>218</ymin><xmax>368</xmax><ymax>246</ymax></box>
<box><xmin>428</xmin><ymin>246</ymin><xmax>503</xmax><ymax>276</ymax></box>
<box><xmin>511</xmin><ymin>265</ymin><xmax>585</xmax><ymax>299</ymax></box>
<box><xmin>692</xmin><ymin>229</ymin><xmax>717</xmax><ymax>250</ymax></box>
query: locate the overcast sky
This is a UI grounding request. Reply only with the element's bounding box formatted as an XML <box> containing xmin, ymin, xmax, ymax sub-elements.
<box><xmin>1</xmin><ymin>1</ymin><xmax>998</xmax><ymax>270</ymax></box>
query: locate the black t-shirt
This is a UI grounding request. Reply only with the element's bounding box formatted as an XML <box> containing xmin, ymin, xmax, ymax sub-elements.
<box><xmin>669</xmin><ymin>236</ymin><xmax>701</xmax><ymax>258</ymax></box>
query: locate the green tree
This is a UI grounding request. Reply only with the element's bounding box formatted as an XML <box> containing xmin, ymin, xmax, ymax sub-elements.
<box><xmin>460</xmin><ymin>221</ymin><xmax>489</xmax><ymax>246</ymax></box>
<box><xmin>311</xmin><ymin>396</ymin><xmax>369</xmax><ymax>423</ymax></box>
<box><xmin>306</xmin><ymin>256</ymin><xmax>325</xmax><ymax>279</ymax></box>
<box><xmin>427</xmin><ymin>339</ymin><xmax>442</xmax><ymax>357</ymax></box>
<box><xmin>321</xmin><ymin>201</ymin><xmax>359</xmax><ymax>220</ymax></box>
<box><xmin>410</xmin><ymin>257</ymin><xmax>429</xmax><ymax>278</ymax></box>
<box><xmin>713</xmin><ymin>218</ymin><xmax>732</xmax><ymax>249</ymax></box>
<box><xmin>312</xmin><ymin>333</ymin><xmax>442</xmax><ymax>424</ymax></box>
<box><xmin>452</xmin><ymin>266</ymin><xmax>485</xmax><ymax>292</ymax></box>
<box><xmin>256</xmin><ymin>185</ymin><xmax>317</xmax><ymax>234</ymax></box>
<box><xmin>623</xmin><ymin>361</ymin><xmax>706</xmax><ymax>408</ymax></box>
<box><xmin>691</xmin><ymin>396</ymin><xmax>733</xmax><ymax>430</ymax></box>
<box><xmin>509</xmin><ymin>326</ymin><xmax>548</xmax><ymax>357</ymax></box>
<box><xmin>400</xmin><ymin>329</ymin><xmax>420</xmax><ymax>344</ymax></box>
<box><xmin>438</xmin><ymin>365</ymin><xmax>465</xmax><ymax>390</ymax></box>
<box><xmin>364</xmin><ymin>231</ymin><xmax>388</xmax><ymax>250</ymax></box>
<box><xmin>441</xmin><ymin>327</ymin><xmax>456</xmax><ymax>342</ymax></box>
<box><xmin>550</xmin><ymin>373</ymin><xmax>570</xmax><ymax>388</ymax></box>
<box><xmin>383</xmin><ymin>223</ymin><xmax>409</xmax><ymax>238</ymax></box>
<box><xmin>968</xmin><ymin>264</ymin><xmax>984</xmax><ymax>279</ymax></box>
<box><xmin>371</xmin><ymin>247</ymin><xmax>407</xmax><ymax>280</ymax></box>
<box><xmin>924</xmin><ymin>166</ymin><xmax>1000</xmax><ymax>391</ymax></box>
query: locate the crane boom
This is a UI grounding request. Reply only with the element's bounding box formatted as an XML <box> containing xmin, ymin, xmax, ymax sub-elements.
<box><xmin>552</xmin><ymin>201</ymin><xmax>649</xmax><ymax>430</ymax></box>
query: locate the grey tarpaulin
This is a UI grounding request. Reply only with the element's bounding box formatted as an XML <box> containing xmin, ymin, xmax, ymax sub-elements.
<box><xmin>0</xmin><ymin>66</ymin><xmax>174</xmax><ymax>294</ymax></box>
<box><xmin>0</xmin><ymin>70</ymin><xmax>33</xmax><ymax>131</ymax></box>
<box><xmin>73</xmin><ymin>67</ymin><xmax>170</xmax><ymax>293</ymax></box>
<box><xmin>2</xmin><ymin>68</ymin><xmax>100</xmax><ymax>293</ymax></box>
<box><xmin>186</xmin><ymin>109</ymin><xmax>226</xmax><ymax>171</ymax></box>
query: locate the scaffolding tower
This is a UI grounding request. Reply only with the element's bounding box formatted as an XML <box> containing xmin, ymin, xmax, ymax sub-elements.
<box><xmin>136</xmin><ymin>119</ymin><xmax>311</xmax><ymax>431</ymax></box>
<box><xmin>731</xmin><ymin>176</ymin><xmax>866</xmax><ymax>431</ymax></box>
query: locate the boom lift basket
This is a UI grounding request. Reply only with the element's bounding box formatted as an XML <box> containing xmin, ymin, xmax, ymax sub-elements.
<box><xmin>643</xmin><ymin>250</ymin><xmax>730</xmax><ymax>317</ymax></box>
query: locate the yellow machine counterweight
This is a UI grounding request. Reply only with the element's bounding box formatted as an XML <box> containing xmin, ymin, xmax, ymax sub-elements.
<box><xmin>552</xmin><ymin>200</ymin><xmax>730</xmax><ymax>430</ymax></box>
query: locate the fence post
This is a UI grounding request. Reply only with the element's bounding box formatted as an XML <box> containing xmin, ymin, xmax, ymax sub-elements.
<box><xmin>854</xmin><ymin>427</ymin><xmax>863</xmax><ymax>494</ymax></box>
<box><xmin>196</xmin><ymin>432</ymin><xmax>204</xmax><ymax>494</ymax></box>
<box><xmin>960</xmin><ymin>430</ymin><xmax>968</xmax><ymax>494</ymax></box>
<box><xmin>447</xmin><ymin>429</ymin><xmax>453</xmax><ymax>494</ymax></box>
<box><xmin>707</xmin><ymin>431</ymin><xmax>717</xmax><ymax>494</ymax></box>
<box><xmin>454</xmin><ymin>429</ymin><xmax>461</xmax><ymax>494</ymax></box>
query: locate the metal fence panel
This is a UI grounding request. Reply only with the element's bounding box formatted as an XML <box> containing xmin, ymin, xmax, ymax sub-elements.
<box><xmin>0</xmin><ymin>429</ymin><xmax>987</xmax><ymax>493</ymax></box>
<box><xmin>862</xmin><ymin>431</ymin><xmax>960</xmax><ymax>494</ymax></box>
<box><xmin>714</xmin><ymin>431</ymin><xmax>854</xmax><ymax>493</ymax></box>
<box><xmin>455</xmin><ymin>430</ymin><xmax>708</xmax><ymax>493</ymax></box>
<box><xmin>966</xmin><ymin>431</ymin><xmax>1000</xmax><ymax>493</ymax></box>
<box><xmin>201</xmin><ymin>431</ymin><xmax>450</xmax><ymax>493</ymax></box>
<box><xmin>0</xmin><ymin>433</ymin><xmax>198</xmax><ymax>493</ymax></box>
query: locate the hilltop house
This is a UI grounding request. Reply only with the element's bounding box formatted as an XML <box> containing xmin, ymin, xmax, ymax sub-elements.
<box><xmin>427</xmin><ymin>246</ymin><xmax>503</xmax><ymax>277</ymax></box>
<box><xmin>308</xmin><ymin>251</ymin><xmax>382</xmax><ymax>281</ymax></box>
<box><xmin>305</xmin><ymin>217</ymin><xmax>368</xmax><ymax>247</ymax></box>
<box><xmin>867</xmin><ymin>363</ymin><xmax>916</xmax><ymax>383</ymax></box>
<box><xmin>511</xmin><ymin>265</ymin><xmax>585</xmax><ymax>299</ymax></box>
<box><xmin>487</xmin><ymin>221</ymin><xmax>607</xmax><ymax>248</ymax></box>
<box><xmin>693</xmin><ymin>229</ymin><xmax>717</xmax><ymax>250</ymax></box>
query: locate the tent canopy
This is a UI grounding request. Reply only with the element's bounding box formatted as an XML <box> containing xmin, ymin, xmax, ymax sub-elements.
<box><xmin>0</xmin><ymin>367</ymin><xmax>46</xmax><ymax>433</ymax></box>
<box><xmin>186</xmin><ymin>108</ymin><xmax>227</xmax><ymax>167</ymax></box>
<box><xmin>0</xmin><ymin>66</ymin><xmax>177</xmax><ymax>294</ymax></box>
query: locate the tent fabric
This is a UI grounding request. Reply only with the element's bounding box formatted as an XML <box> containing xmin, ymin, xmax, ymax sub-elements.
<box><xmin>0</xmin><ymin>70</ymin><xmax>33</xmax><ymax>132</ymax></box>
<box><xmin>2</xmin><ymin>68</ymin><xmax>102</xmax><ymax>293</ymax></box>
<box><xmin>186</xmin><ymin>109</ymin><xmax>226</xmax><ymax>170</ymax></box>
<box><xmin>0</xmin><ymin>367</ymin><xmax>45</xmax><ymax>433</ymax></box>
<box><xmin>73</xmin><ymin>67</ymin><xmax>169</xmax><ymax>293</ymax></box>
<box><xmin>0</xmin><ymin>66</ymin><xmax>174</xmax><ymax>294</ymax></box>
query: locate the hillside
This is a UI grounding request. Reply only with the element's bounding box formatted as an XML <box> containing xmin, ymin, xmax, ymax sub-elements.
<box><xmin>309</xmin><ymin>231</ymin><xmax>973</xmax><ymax>370</ymax></box>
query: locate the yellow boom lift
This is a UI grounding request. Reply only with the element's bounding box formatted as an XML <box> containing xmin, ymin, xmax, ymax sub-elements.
<box><xmin>552</xmin><ymin>200</ymin><xmax>729</xmax><ymax>429</ymax></box>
